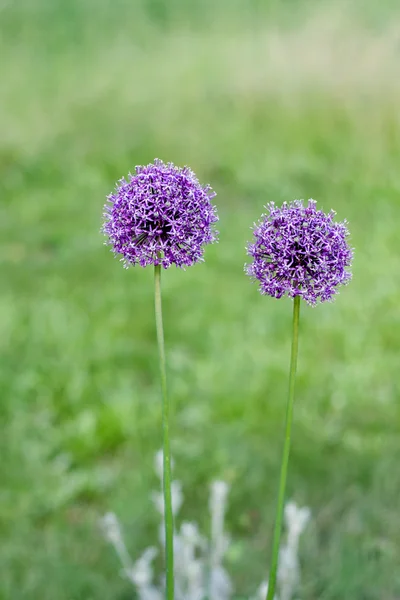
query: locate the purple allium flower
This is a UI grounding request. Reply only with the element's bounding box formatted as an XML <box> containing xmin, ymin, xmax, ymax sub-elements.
<box><xmin>103</xmin><ymin>159</ymin><xmax>218</xmax><ymax>268</ymax></box>
<box><xmin>246</xmin><ymin>199</ymin><xmax>353</xmax><ymax>306</ymax></box>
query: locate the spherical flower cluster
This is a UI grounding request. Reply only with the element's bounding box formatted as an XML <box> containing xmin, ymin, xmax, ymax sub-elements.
<box><xmin>103</xmin><ymin>159</ymin><xmax>219</xmax><ymax>268</ymax></box>
<box><xmin>246</xmin><ymin>199</ymin><xmax>353</xmax><ymax>305</ymax></box>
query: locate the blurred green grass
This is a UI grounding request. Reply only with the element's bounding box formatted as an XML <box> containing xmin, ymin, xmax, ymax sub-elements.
<box><xmin>1</xmin><ymin>0</ymin><xmax>400</xmax><ymax>598</ymax></box>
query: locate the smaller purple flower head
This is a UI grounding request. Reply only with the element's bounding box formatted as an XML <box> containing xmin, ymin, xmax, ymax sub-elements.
<box><xmin>102</xmin><ymin>159</ymin><xmax>218</xmax><ymax>268</ymax></box>
<box><xmin>246</xmin><ymin>199</ymin><xmax>353</xmax><ymax>306</ymax></box>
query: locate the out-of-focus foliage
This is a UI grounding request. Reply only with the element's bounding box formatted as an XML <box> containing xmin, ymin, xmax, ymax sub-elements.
<box><xmin>1</xmin><ymin>0</ymin><xmax>400</xmax><ymax>598</ymax></box>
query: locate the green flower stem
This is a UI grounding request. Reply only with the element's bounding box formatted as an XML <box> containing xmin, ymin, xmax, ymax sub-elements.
<box><xmin>266</xmin><ymin>295</ymin><xmax>301</xmax><ymax>600</ymax></box>
<box><xmin>154</xmin><ymin>264</ymin><xmax>174</xmax><ymax>600</ymax></box>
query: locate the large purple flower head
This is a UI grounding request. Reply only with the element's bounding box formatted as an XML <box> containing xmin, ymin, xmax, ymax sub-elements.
<box><xmin>246</xmin><ymin>199</ymin><xmax>353</xmax><ymax>306</ymax></box>
<box><xmin>103</xmin><ymin>159</ymin><xmax>218</xmax><ymax>268</ymax></box>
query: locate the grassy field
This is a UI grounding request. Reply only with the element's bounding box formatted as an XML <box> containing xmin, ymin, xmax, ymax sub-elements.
<box><xmin>1</xmin><ymin>1</ymin><xmax>400</xmax><ymax>598</ymax></box>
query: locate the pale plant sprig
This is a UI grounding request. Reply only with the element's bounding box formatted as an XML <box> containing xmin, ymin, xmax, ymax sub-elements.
<box><xmin>100</xmin><ymin>451</ymin><xmax>310</xmax><ymax>600</ymax></box>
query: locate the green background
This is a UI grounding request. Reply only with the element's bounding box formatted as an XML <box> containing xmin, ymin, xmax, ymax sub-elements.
<box><xmin>1</xmin><ymin>1</ymin><xmax>400</xmax><ymax>598</ymax></box>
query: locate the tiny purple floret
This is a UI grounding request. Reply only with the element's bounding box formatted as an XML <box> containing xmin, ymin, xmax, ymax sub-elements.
<box><xmin>102</xmin><ymin>159</ymin><xmax>218</xmax><ymax>268</ymax></box>
<box><xmin>246</xmin><ymin>199</ymin><xmax>353</xmax><ymax>306</ymax></box>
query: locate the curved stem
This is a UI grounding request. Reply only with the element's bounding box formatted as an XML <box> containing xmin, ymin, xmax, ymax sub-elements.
<box><xmin>266</xmin><ymin>295</ymin><xmax>301</xmax><ymax>600</ymax></box>
<box><xmin>154</xmin><ymin>264</ymin><xmax>174</xmax><ymax>600</ymax></box>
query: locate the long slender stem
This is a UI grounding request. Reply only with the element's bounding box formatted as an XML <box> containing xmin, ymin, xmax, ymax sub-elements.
<box><xmin>266</xmin><ymin>295</ymin><xmax>301</xmax><ymax>600</ymax></box>
<box><xmin>154</xmin><ymin>264</ymin><xmax>174</xmax><ymax>600</ymax></box>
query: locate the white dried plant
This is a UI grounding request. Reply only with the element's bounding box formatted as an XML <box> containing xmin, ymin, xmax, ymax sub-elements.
<box><xmin>100</xmin><ymin>451</ymin><xmax>310</xmax><ymax>600</ymax></box>
<box><xmin>278</xmin><ymin>502</ymin><xmax>311</xmax><ymax>600</ymax></box>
